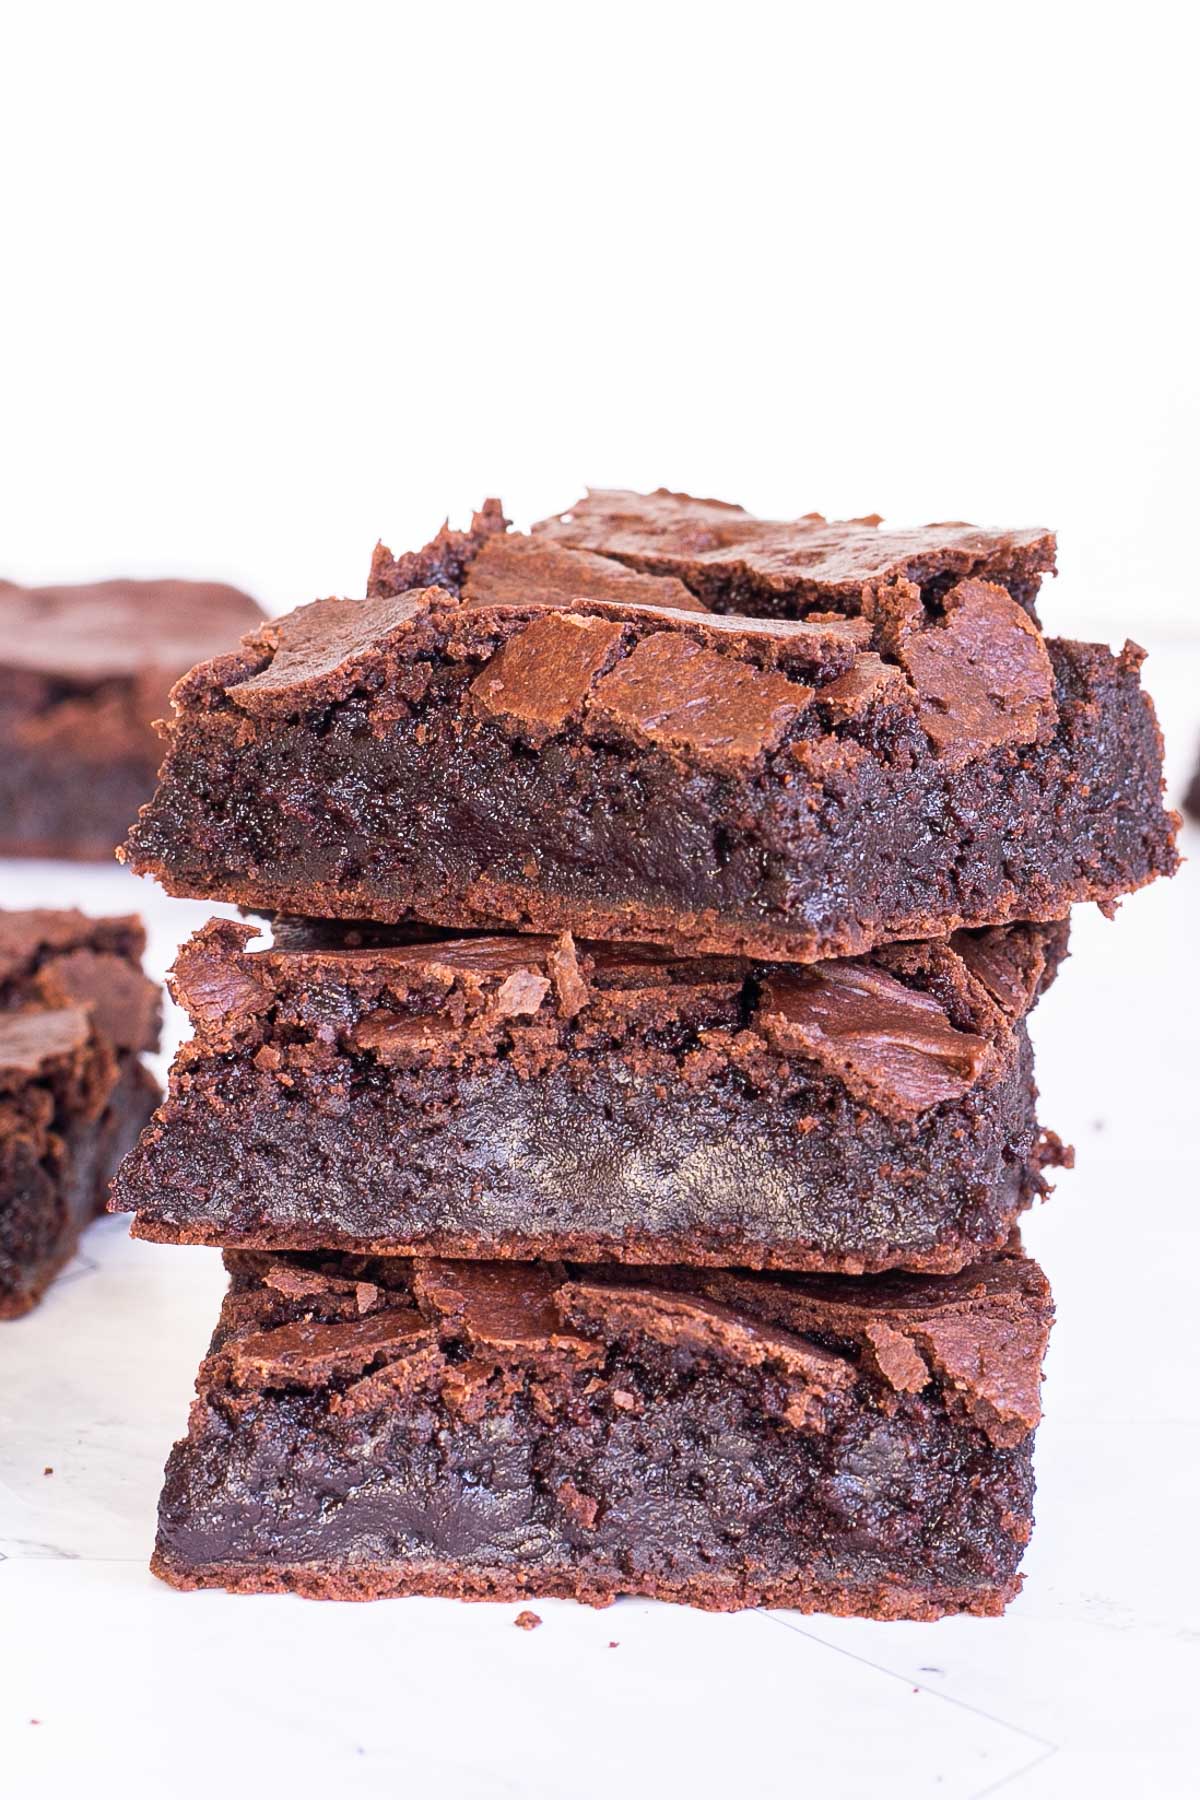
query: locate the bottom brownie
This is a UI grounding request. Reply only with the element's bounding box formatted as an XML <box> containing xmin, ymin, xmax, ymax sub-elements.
<box><xmin>0</xmin><ymin>909</ymin><xmax>161</xmax><ymax>1317</ymax></box>
<box><xmin>154</xmin><ymin>1246</ymin><xmax>1052</xmax><ymax>1618</ymax></box>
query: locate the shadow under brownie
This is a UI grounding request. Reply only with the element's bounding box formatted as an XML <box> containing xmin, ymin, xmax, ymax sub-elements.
<box><xmin>153</xmin><ymin>1244</ymin><xmax>1052</xmax><ymax>1618</ymax></box>
<box><xmin>123</xmin><ymin>506</ymin><xmax>1177</xmax><ymax>958</ymax></box>
<box><xmin>112</xmin><ymin>917</ymin><xmax>1069</xmax><ymax>1274</ymax></box>
<box><xmin>1</xmin><ymin>908</ymin><xmax>161</xmax><ymax>1317</ymax></box>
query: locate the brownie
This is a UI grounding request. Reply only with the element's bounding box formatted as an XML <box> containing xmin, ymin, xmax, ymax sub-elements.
<box><xmin>151</xmin><ymin>1244</ymin><xmax>1052</xmax><ymax>1617</ymax></box>
<box><xmin>0</xmin><ymin>575</ymin><xmax>262</xmax><ymax>859</ymax></box>
<box><xmin>121</xmin><ymin>513</ymin><xmax>1178</xmax><ymax>960</ymax></box>
<box><xmin>113</xmin><ymin>917</ymin><xmax>1069</xmax><ymax>1275</ymax></box>
<box><xmin>0</xmin><ymin>909</ymin><xmax>161</xmax><ymax>1317</ymax></box>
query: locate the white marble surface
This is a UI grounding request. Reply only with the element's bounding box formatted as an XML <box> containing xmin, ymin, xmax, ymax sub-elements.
<box><xmin>1</xmin><ymin>633</ymin><xmax>1198</xmax><ymax>1800</ymax></box>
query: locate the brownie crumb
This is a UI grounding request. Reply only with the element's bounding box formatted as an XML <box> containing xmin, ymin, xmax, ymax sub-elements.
<box><xmin>514</xmin><ymin>1610</ymin><xmax>542</xmax><ymax>1631</ymax></box>
<box><xmin>43</xmin><ymin>1467</ymin><xmax>53</xmax><ymax>1477</ymax></box>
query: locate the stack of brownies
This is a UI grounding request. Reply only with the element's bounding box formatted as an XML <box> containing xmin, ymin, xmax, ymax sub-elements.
<box><xmin>113</xmin><ymin>490</ymin><xmax>1178</xmax><ymax>1617</ymax></box>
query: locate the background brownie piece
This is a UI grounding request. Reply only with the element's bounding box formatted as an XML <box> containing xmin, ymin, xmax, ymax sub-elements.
<box><xmin>0</xmin><ymin>575</ymin><xmax>262</xmax><ymax>859</ymax></box>
<box><xmin>1184</xmin><ymin>740</ymin><xmax>1200</xmax><ymax>823</ymax></box>
<box><xmin>532</xmin><ymin>487</ymin><xmax>1058</xmax><ymax>621</ymax></box>
<box><xmin>123</xmin><ymin>520</ymin><xmax>1177</xmax><ymax>958</ymax></box>
<box><xmin>113</xmin><ymin>918</ymin><xmax>1069</xmax><ymax>1274</ymax></box>
<box><xmin>1</xmin><ymin>909</ymin><xmax>161</xmax><ymax>1318</ymax></box>
<box><xmin>152</xmin><ymin>1244</ymin><xmax>1052</xmax><ymax>1618</ymax></box>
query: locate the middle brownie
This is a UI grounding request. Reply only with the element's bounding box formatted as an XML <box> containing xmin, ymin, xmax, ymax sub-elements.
<box><xmin>112</xmin><ymin>917</ymin><xmax>1068</xmax><ymax>1274</ymax></box>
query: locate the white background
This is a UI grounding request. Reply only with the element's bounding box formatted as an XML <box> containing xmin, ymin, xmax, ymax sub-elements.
<box><xmin>1</xmin><ymin>5</ymin><xmax>1197</xmax><ymax>1798</ymax></box>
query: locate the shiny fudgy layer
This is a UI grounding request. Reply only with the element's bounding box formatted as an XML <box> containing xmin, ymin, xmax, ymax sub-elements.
<box><xmin>156</xmin><ymin>1337</ymin><xmax>1034</xmax><ymax>1615</ymax></box>
<box><xmin>116</xmin><ymin>1038</ymin><xmax>1047</xmax><ymax>1273</ymax></box>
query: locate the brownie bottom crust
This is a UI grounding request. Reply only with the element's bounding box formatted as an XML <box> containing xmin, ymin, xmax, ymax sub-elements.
<box><xmin>154</xmin><ymin>1248</ymin><xmax>1050</xmax><ymax>1619</ymax></box>
<box><xmin>149</xmin><ymin>1551</ymin><xmax>1016</xmax><ymax>1620</ymax></box>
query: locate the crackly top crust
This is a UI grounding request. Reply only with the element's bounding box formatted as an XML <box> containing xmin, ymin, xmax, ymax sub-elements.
<box><xmin>218</xmin><ymin>573</ymin><xmax>865</xmax><ymax>705</ymax></box>
<box><xmin>0</xmin><ymin>907</ymin><xmax>160</xmax><ymax>1058</ymax></box>
<box><xmin>213</xmin><ymin>1242</ymin><xmax>1052</xmax><ymax>1448</ymax></box>
<box><xmin>0</xmin><ymin>1004</ymin><xmax>94</xmax><ymax>1084</ymax></box>
<box><xmin>170</xmin><ymin>521</ymin><xmax>1057</xmax><ymax>778</ymax></box>
<box><xmin>0</xmin><ymin>909</ymin><xmax>146</xmax><ymax>989</ymax></box>
<box><xmin>168</xmin><ymin>916</ymin><xmax>1063</xmax><ymax>1121</ymax></box>
<box><xmin>0</xmin><ymin>577</ymin><xmax>263</xmax><ymax>686</ymax></box>
<box><xmin>531</xmin><ymin>488</ymin><xmax>1056</xmax><ymax>619</ymax></box>
<box><xmin>462</xmin><ymin>532</ymin><xmax>708</xmax><ymax>614</ymax></box>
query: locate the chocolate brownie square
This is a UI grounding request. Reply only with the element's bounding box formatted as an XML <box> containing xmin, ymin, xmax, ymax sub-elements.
<box><xmin>152</xmin><ymin>1244</ymin><xmax>1052</xmax><ymax>1618</ymax></box>
<box><xmin>122</xmin><ymin>504</ymin><xmax>1177</xmax><ymax>957</ymax></box>
<box><xmin>112</xmin><ymin>917</ymin><xmax>1069</xmax><ymax>1275</ymax></box>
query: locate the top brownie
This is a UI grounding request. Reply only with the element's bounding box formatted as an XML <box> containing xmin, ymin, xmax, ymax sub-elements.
<box><xmin>1</xmin><ymin>576</ymin><xmax>263</xmax><ymax>859</ymax></box>
<box><xmin>122</xmin><ymin>498</ymin><xmax>1177</xmax><ymax>960</ymax></box>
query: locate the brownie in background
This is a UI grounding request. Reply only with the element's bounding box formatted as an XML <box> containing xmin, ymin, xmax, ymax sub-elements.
<box><xmin>0</xmin><ymin>575</ymin><xmax>262</xmax><ymax>859</ymax></box>
<box><xmin>1183</xmin><ymin>741</ymin><xmax>1200</xmax><ymax>822</ymax></box>
<box><xmin>1</xmin><ymin>909</ymin><xmax>160</xmax><ymax>1317</ymax></box>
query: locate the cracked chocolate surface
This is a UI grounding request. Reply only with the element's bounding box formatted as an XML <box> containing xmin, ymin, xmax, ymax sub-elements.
<box><xmin>122</xmin><ymin>500</ymin><xmax>1177</xmax><ymax>958</ymax></box>
<box><xmin>533</xmin><ymin>488</ymin><xmax>1057</xmax><ymax>619</ymax></box>
<box><xmin>112</xmin><ymin>916</ymin><xmax>1070</xmax><ymax>1273</ymax></box>
<box><xmin>0</xmin><ymin>908</ymin><xmax>161</xmax><ymax>1318</ymax></box>
<box><xmin>153</xmin><ymin>1243</ymin><xmax>1051</xmax><ymax>1616</ymax></box>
